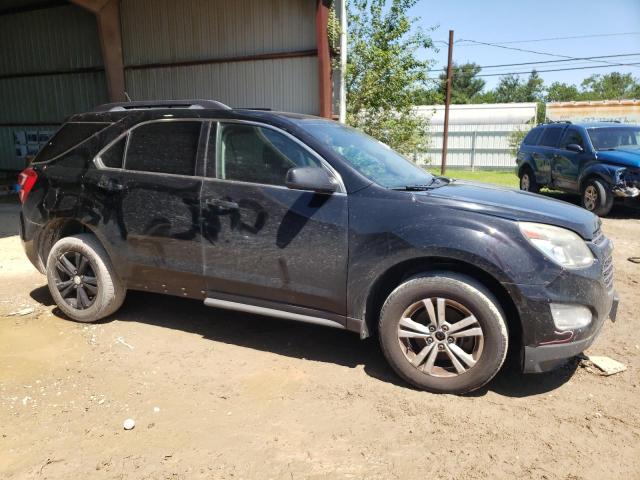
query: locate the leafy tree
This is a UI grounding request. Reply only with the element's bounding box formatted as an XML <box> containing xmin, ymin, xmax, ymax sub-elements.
<box><xmin>547</xmin><ymin>82</ymin><xmax>581</xmax><ymax>102</ymax></box>
<box><xmin>580</xmin><ymin>72</ymin><xmax>640</xmax><ymax>100</ymax></box>
<box><xmin>493</xmin><ymin>74</ymin><xmax>523</xmax><ymax>103</ymax></box>
<box><xmin>346</xmin><ymin>0</ymin><xmax>436</xmax><ymax>155</ymax></box>
<box><xmin>435</xmin><ymin>62</ymin><xmax>486</xmax><ymax>104</ymax></box>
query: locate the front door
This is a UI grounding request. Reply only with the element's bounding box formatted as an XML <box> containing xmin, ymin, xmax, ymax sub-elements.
<box><xmin>200</xmin><ymin>122</ymin><xmax>349</xmax><ymax>318</ymax></box>
<box><xmin>553</xmin><ymin>127</ymin><xmax>588</xmax><ymax>192</ymax></box>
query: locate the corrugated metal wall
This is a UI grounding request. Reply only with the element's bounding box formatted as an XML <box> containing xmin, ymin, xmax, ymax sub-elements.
<box><xmin>120</xmin><ymin>0</ymin><xmax>319</xmax><ymax>113</ymax></box>
<box><xmin>0</xmin><ymin>4</ymin><xmax>107</xmax><ymax>171</ymax></box>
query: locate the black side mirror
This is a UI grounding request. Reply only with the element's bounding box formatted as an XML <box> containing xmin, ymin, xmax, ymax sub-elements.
<box><xmin>285</xmin><ymin>167</ymin><xmax>338</xmax><ymax>194</ymax></box>
<box><xmin>566</xmin><ymin>143</ymin><xmax>584</xmax><ymax>153</ymax></box>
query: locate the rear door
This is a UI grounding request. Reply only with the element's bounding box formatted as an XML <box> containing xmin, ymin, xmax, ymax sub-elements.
<box><xmin>200</xmin><ymin>121</ymin><xmax>349</xmax><ymax>319</ymax></box>
<box><xmin>88</xmin><ymin>119</ymin><xmax>207</xmax><ymax>295</ymax></box>
<box><xmin>553</xmin><ymin>127</ymin><xmax>588</xmax><ymax>191</ymax></box>
<box><xmin>537</xmin><ymin>125</ymin><xmax>566</xmax><ymax>187</ymax></box>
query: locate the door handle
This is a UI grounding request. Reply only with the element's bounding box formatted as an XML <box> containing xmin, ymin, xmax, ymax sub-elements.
<box><xmin>205</xmin><ymin>198</ymin><xmax>239</xmax><ymax>211</ymax></box>
<box><xmin>97</xmin><ymin>177</ymin><xmax>125</xmax><ymax>192</ymax></box>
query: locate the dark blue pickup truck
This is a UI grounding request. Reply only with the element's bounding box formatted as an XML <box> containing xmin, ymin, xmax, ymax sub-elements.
<box><xmin>516</xmin><ymin>121</ymin><xmax>640</xmax><ymax>216</ymax></box>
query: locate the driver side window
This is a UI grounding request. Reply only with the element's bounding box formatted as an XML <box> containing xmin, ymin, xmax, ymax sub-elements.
<box><xmin>560</xmin><ymin>128</ymin><xmax>585</xmax><ymax>150</ymax></box>
<box><xmin>216</xmin><ymin>123</ymin><xmax>320</xmax><ymax>186</ymax></box>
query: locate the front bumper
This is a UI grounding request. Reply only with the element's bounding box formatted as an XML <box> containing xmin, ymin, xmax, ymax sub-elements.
<box><xmin>508</xmin><ymin>230</ymin><xmax>617</xmax><ymax>373</ymax></box>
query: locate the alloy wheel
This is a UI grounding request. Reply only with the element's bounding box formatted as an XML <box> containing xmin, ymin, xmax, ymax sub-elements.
<box><xmin>584</xmin><ymin>185</ymin><xmax>598</xmax><ymax>211</ymax></box>
<box><xmin>53</xmin><ymin>251</ymin><xmax>98</xmax><ymax>310</ymax></box>
<box><xmin>397</xmin><ymin>298</ymin><xmax>484</xmax><ymax>377</ymax></box>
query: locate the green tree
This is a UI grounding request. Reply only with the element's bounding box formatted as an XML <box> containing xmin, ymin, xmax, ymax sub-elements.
<box><xmin>346</xmin><ymin>0</ymin><xmax>436</xmax><ymax>155</ymax></box>
<box><xmin>436</xmin><ymin>62</ymin><xmax>486</xmax><ymax>104</ymax></box>
<box><xmin>493</xmin><ymin>74</ymin><xmax>523</xmax><ymax>103</ymax></box>
<box><xmin>580</xmin><ymin>72</ymin><xmax>640</xmax><ymax>100</ymax></box>
<box><xmin>547</xmin><ymin>82</ymin><xmax>581</xmax><ymax>102</ymax></box>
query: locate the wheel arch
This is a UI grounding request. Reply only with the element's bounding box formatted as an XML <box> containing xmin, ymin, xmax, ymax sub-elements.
<box><xmin>361</xmin><ymin>256</ymin><xmax>522</xmax><ymax>356</ymax></box>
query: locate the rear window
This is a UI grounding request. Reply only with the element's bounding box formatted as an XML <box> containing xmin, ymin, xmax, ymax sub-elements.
<box><xmin>522</xmin><ymin>128</ymin><xmax>542</xmax><ymax>146</ymax></box>
<box><xmin>34</xmin><ymin>122</ymin><xmax>110</xmax><ymax>163</ymax></box>
<box><xmin>539</xmin><ymin>127</ymin><xmax>564</xmax><ymax>147</ymax></box>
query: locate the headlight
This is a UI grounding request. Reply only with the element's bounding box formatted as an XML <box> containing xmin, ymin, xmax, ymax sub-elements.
<box><xmin>518</xmin><ymin>222</ymin><xmax>594</xmax><ymax>269</ymax></box>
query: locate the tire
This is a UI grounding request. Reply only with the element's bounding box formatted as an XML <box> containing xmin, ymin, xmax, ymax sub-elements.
<box><xmin>378</xmin><ymin>272</ymin><xmax>508</xmax><ymax>394</ymax></box>
<box><xmin>46</xmin><ymin>234</ymin><xmax>126</xmax><ymax>322</ymax></box>
<box><xmin>519</xmin><ymin>167</ymin><xmax>539</xmax><ymax>193</ymax></box>
<box><xmin>582</xmin><ymin>178</ymin><xmax>614</xmax><ymax>217</ymax></box>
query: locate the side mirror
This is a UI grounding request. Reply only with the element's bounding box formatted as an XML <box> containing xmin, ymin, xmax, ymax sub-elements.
<box><xmin>566</xmin><ymin>143</ymin><xmax>584</xmax><ymax>153</ymax></box>
<box><xmin>285</xmin><ymin>167</ymin><xmax>338</xmax><ymax>194</ymax></box>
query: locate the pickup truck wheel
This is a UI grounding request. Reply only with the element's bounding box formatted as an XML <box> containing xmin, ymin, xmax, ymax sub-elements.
<box><xmin>46</xmin><ymin>234</ymin><xmax>126</xmax><ymax>322</ymax></box>
<box><xmin>378</xmin><ymin>273</ymin><xmax>508</xmax><ymax>394</ymax></box>
<box><xmin>519</xmin><ymin>168</ymin><xmax>539</xmax><ymax>193</ymax></box>
<box><xmin>582</xmin><ymin>178</ymin><xmax>614</xmax><ymax>217</ymax></box>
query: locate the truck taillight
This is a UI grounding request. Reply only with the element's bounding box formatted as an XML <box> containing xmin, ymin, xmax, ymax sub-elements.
<box><xmin>17</xmin><ymin>167</ymin><xmax>38</xmax><ymax>204</ymax></box>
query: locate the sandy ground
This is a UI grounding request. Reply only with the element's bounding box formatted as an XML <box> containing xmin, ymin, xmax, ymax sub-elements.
<box><xmin>0</xmin><ymin>197</ymin><xmax>639</xmax><ymax>480</ymax></box>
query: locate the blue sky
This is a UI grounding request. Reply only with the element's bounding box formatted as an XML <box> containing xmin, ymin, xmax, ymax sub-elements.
<box><xmin>410</xmin><ymin>0</ymin><xmax>640</xmax><ymax>90</ymax></box>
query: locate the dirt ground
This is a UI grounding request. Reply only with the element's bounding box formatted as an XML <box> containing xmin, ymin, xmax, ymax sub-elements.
<box><xmin>1</xmin><ymin>197</ymin><xmax>639</xmax><ymax>480</ymax></box>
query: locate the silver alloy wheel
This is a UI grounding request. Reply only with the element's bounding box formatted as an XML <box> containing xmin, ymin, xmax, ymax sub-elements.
<box><xmin>520</xmin><ymin>173</ymin><xmax>530</xmax><ymax>191</ymax></box>
<box><xmin>397</xmin><ymin>298</ymin><xmax>484</xmax><ymax>377</ymax></box>
<box><xmin>584</xmin><ymin>185</ymin><xmax>598</xmax><ymax>211</ymax></box>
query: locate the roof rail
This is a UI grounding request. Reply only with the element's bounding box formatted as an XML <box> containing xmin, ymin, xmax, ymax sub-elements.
<box><xmin>545</xmin><ymin>120</ymin><xmax>572</xmax><ymax>124</ymax></box>
<box><xmin>92</xmin><ymin>99</ymin><xmax>231</xmax><ymax>112</ymax></box>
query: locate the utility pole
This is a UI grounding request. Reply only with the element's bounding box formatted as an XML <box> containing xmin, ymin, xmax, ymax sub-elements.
<box><xmin>441</xmin><ymin>29</ymin><xmax>454</xmax><ymax>175</ymax></box>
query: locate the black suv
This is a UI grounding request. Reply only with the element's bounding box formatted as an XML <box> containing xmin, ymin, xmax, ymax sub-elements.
<box><xmin>19</xmin><ymin>100</ymin><xmax>618</xmax><ymax>394</ymax></box>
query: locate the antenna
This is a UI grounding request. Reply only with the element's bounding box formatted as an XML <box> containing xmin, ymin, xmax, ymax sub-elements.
<box><xmin>124</xmin><ymin>92</ymin><xmax>132</xmax><ymax>102</ymax></box>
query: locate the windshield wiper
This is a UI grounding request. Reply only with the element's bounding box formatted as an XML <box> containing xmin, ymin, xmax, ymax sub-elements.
<box><xmin>391</xmin><ymin>177</ymin><xmax>449</xmax><ymax>191</ymax></box>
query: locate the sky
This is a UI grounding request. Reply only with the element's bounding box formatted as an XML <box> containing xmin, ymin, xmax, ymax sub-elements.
<box><xmin>410</xmin><ymin>0</ymin><xmax>640</xmax><ymax>90</ymax></box>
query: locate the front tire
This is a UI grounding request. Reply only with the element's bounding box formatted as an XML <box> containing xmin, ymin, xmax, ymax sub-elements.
<box><xmin>46</xmin><ymin>234</ymin><xmax>126</xmax><ymax>322</ymax></box>
<box><xmin>582</xmin><ymin>178</ymin><xmax>614</xmax><ymax>217</ymax></box>
<box><xmin>378</xmin><ymin>273</ymin><xmax>508</xmax><ymax>394</ymax></box>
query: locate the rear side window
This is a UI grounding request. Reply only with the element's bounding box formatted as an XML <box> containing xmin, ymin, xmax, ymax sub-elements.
<box><xmin>35</xmin><ymin>122</ymin><xmax>110</xmax><ymax>163</ymax></box>
<box><xmin>539</xmin><ymin>127</ymin><xmax>564</xmax><ymax>147</ymax></box>
<box><xmin>125</xmin><ymin>121</ymin><xmax>202</xmax><ymax>176</ymax></box>
<box><xmin>100</xmin><ymin>136</ymin><xmax>126</xmax><ymax>168</ymax></box>
<box><xmin>522</xmin><ymin>128</ymin><xmax>542</xmax><ymax>146</ymax></box>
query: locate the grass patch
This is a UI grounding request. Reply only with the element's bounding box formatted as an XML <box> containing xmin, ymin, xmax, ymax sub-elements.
<box><xmin>426</xmin><ymin>168</ymin><xmax>519</xmax><ymax>188</ymax></box>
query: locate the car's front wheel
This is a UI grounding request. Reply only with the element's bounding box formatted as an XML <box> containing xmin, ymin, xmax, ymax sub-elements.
<box><xmin>519</xmin><ymin>167</ymin><xmax>539</xmax><ymax>193</ymax></box>
<box><xmin>46</xmin><ymin>234</ymin><xmax>126</xmax><ymax>322</ymax></box>
<box><xmin>582</xmin><ymin>178</ymin><xmax>614</xmax><ymax>217</ymax></box>
<box><xmin>378</xmin><ymin>272</ymin><xmax>508</xmax><ymax>394</ymax></box>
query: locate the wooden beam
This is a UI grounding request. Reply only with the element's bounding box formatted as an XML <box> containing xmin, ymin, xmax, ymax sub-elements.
<box><xmin>70</xmin><ymin>0</ymin><xmax>126</xmax><ymax>102</ymax></box>
<box><xmin>316</xmin><ymin>0</ymin><xmax>332</xmax><ymax>118</ymax></box>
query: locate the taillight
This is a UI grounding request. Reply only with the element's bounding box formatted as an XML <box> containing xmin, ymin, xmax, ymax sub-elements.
<box><xmin>17</xmin><ymin>167</ymin><xmax>38</xmax><ymax>204</ymax></box>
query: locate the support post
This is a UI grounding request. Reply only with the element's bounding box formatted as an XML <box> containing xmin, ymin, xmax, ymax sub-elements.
<box><xmin>70</xmin><ymin>0</ymin><xmax>126</xmax><ymax>102</ymax></box>
<box><xmin>470</xmin><ymin>130</ymin><xmax>477</xmax><ymax>171</ymax></box>
<box><xmin>316</xmin><ymin>0</ymin><xmax>332</xmax><ymax>118</ymax></box>
<box><xmin>441</xmin><ymin>30</ymin><xmax>454</xmax><ymax>175</ymax></box>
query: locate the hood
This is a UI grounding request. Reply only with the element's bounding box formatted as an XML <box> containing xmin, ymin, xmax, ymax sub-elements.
<box><xmin>595</xmin><ymin>148</ymin><xmax>640</xmax><ymax>168</ymax></box>
<box><xmin>415</xmin><ymin>180</ymin><xmax>600</xmax><ymax>239</ymax></box>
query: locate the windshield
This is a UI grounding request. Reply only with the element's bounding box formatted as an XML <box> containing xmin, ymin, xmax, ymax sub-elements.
<box><xmin>294</xmin><ymin>120</ymin><xmax>433</xmax><ymax>189</ymax></box>
<box><xmin>587</xmin><ymin>126</ymin><xmax>640</xmax><ymax>151</ymax></box>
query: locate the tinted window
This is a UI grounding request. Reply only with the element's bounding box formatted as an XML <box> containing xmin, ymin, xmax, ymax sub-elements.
<box><xmin>125</xmin><ymin>121</ymin><xmax>201</xmax><ymax>176</ymax></box>
<box><xmin>523</xmin><ymin>128</ymin><xmax>542</xmax><ymax>146</ymax></box>
<box><xmin>293</xmin><ymin>119</ymin><xmax>434</xmax><ymax>189</ymax></box>
<box><xmin>539</xmin><ymin>127</ymin><xmax>564</xmax><ymax>147</ymax></box>
<box><xmin>218</xmin><ymin>124</ymin><xmax>320</xmax><ymax>186</ymax></box>
<box><xmin>35</xmin><ymin>122</ymin><xmax>110</xmax><ymax>163</ymax></box>
<box><xmin>100</xmin><ymin>136</ymin><xmax>126</xmax><ymax>168</ymax></box>
<box><xmin>560</xmin><ymin>128</ymin><xmax>585</xmax><ymax>149</ymax></box>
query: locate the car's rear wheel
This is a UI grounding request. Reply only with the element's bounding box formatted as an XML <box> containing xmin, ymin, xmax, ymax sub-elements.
<box><xmin>378</xmin><ymin>272</ymin><xmax>508</xmax><ymax>394</ymax></box>
<box><xmin>46</xmin><ymin>234</ymin><xmax>126</xmax><ymax>322</ymax></box>
<box><xmin>519</xmin><ymin>167</ymin><xmax>539</xmax><ymax>193</ymax></box>
<box><xmin>582</xmin><ymin>178</ymin><xmax>614</xmax><ymax>217</ymax></box>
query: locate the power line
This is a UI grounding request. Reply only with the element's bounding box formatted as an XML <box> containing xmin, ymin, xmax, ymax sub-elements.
<box><xmin>458</xmin><ymin>32</ymin><xmax>640</xmax><ymax>45</ymax></box>
<box><xmin>474</xmin><ymin>62</ymin><xmax>640</xmax><ymax>78</ymax></box>
<box><xmin>426</xmin><ymin>52</ymin><xmax>640</xmax><ymax>73</ymax></box>
<box><xmin>456</xmin><ymin>38</ymin><xmax>640</xmax><ymax>70</ymax></box>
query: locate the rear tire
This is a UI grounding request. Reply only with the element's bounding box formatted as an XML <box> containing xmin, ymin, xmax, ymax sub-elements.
<box><xmin>46</xmin><ymin>234</ymin><xmax>126</xmax><ymax>322</ymax></box>
<box><xmin>582</xmin><ymin>178</ymin><xmax>614</xmax><ymax>217</ymax></box>
<box><xmin>519</xmin><ymin>167</ymin><xmax>539</xmax><ymax>193</ymax></box>
<box><xmin>378</xmin><ymin>272</ymin><xmax>508</xmax><ymax>394</ymax></box>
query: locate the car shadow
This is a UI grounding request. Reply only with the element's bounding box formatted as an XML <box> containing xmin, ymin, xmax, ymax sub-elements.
<box><xmin>30</xmin><ymin>286</ymin><xmax>577</xmax><ymax>398</ymax></box>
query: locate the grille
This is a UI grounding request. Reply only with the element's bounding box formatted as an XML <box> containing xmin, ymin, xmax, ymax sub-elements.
<box><xmin>593</xmin><ymin>228</ymin><xmax>614</xmax><ymax>291</ymax></box>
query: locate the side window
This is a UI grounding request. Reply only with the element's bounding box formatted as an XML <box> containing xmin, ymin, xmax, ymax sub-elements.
<box><xmin>100</xmin><ymin>136</ymin><xmax>126</xmax><ymax>168</ymax></box>
<box><xmin>34</xmin><ymin>122</ymin><xmax>110</xmax><ymax>163</ymax></box>
<box><xmin>523</xmin><ymin>128</ymin><xmax>542</xmax><ymax>146</ymax></box>
<box><xmin>539</xmin><ymin>127</ymin><xmax>564</xmax><ymax>148</ymax></box>
<box><xmin>217</xmin><ymin>123</ymin><xmax>321</xmax><ymax>186</ymax></box>
<box><xmin>125</xmin><ymin>121</ymin><xmax>202</xmax><ymax>176</ymax></box>
<box><xmin>560</xmin><ymin>128</ymin><xmax>585</xmax><ymax>150</ymax></box>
